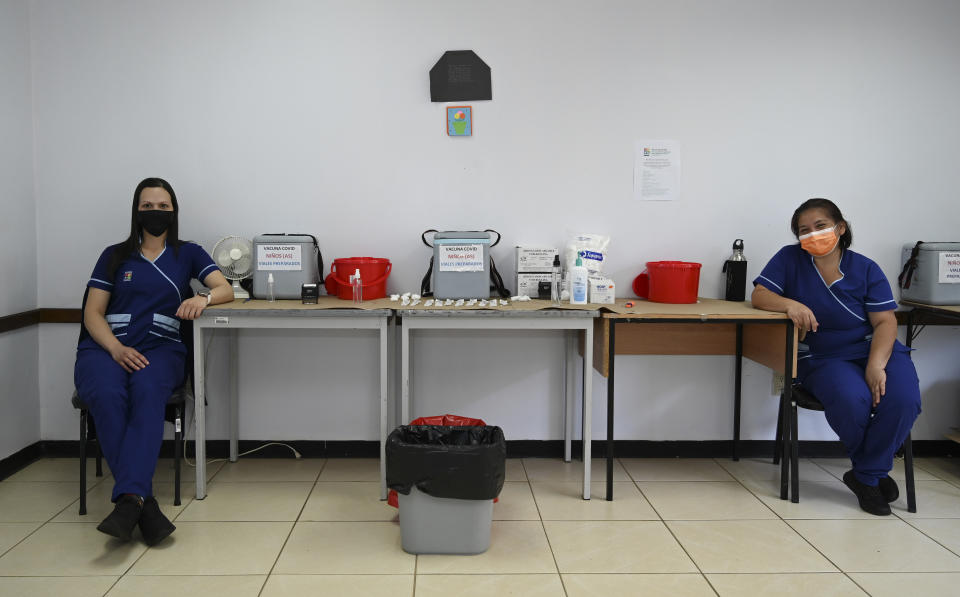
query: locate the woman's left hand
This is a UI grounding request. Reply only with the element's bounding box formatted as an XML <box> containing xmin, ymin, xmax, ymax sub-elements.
<box><xmin>865</xmin><ymin>364</ymin><xmax>886</xmax><ymax>407</ymax></box>
<box><xmin>176</xmin><ymin>296</ymin><xmax>208</xmax><ymax>321</ymax></box>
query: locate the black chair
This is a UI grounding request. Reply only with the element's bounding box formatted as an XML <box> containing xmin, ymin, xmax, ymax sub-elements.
<box><xmin>73</xmin><ymin>382</ymin><xmax>188</xmax><ymax>515</ymax></box>
<box><xmin>774</xmin><ymin>383</ymin><xmax>917</xmax><ymax>512</ymax></box>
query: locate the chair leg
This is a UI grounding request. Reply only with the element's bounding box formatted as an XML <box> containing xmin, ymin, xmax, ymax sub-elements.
<box><xmin>95</xmin><ymin>441</ymin><xmax>103</xmax><ymax>477</ymax></box>
<box><xmin>779</xmin><ymin>392</ymin><xmax>789</xmax><ymax>501</ymax></box>
<box><xmin>773</xmin><ymin>392</ymin><xmax>784</xmax><ymax>465</ymax></box>
<box><xmin>904</xmin><ymin>432</ymin><xmax>917</xmax><ymax>513</ymax></box>
<box><xmin>790</xmin><ymin>400</ymin><xmax>799</xmax><ymax>503</ymax></box>
<box><xmin>91</xmin><ymin>416</ymin><xmax>103</xmax><ymax>477</ymax></box>
<box><xmin>174</xmin><ymin>406</ymin><xmax>182</xmax><ymax>507</ymax></box>
<box><xmin>79</xmin><ymin>410</ymin><xmax>88</xmax><ymax>516</ymax></box>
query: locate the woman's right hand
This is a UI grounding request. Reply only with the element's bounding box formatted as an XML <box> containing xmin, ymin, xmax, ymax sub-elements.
<box><xmin>785</xmin><ymin>301</ymin><xmax>819</xmax><ymax>335</ymax></box>
<box><xmin>110</xmin><ymin>344</ymin><xmax>150</xmax><ymax>372</ymax></box>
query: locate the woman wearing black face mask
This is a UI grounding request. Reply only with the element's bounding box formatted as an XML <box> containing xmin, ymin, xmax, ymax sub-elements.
<box><xmin>74</xmin><ymin>177</ymin><xmax>231</xmax><ymax>545</ymax></box>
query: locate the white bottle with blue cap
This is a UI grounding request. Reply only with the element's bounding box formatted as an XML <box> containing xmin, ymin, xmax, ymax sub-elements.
<box><xmin>569</xmin><ymin>253</ymin><xmax>588</xmax><ymax>305</ymax></box>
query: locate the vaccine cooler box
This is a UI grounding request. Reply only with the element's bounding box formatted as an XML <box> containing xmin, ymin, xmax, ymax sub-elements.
<box><xmin>899</xmin><ymin>242</ymin><xmax>960</xmax><ymax>305</ymax></box>
<box><xmin>252</xmin><ymin>234</ymin><xmax>321</xmax><ymax>300</ymax></box>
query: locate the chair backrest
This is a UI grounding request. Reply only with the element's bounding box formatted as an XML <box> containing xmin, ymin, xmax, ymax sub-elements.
<box><xmin>78</xmin><ymin>287</ymin><xmax>92</xmax><ymax>346</ymax></box>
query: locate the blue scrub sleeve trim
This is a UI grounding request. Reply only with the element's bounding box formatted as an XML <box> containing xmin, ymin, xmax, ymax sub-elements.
<box><xmin>197</xmin><ymin>263</ymin><xmax>218</xmax><ymax>281</ymax></box>
<box><xmin>87</xmin><ymin>246</ymin><xmax>117</xmax><ymax>292</ymax></box>
<box><xmin>88</xmin><ymin>278</ymin><xmax>114</xmax><ymax>291</ymax></box>
<box><xmin>864</xmin><ymin>299</ymin><xmax>897</xmax><ymax>312</ymax></box>
<box><xmin>754</xmin><ymin>275</ymin><xmax>784</xmax><ymax>294</ymax></box>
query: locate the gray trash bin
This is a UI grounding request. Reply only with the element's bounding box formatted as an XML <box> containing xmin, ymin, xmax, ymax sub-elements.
<box><xmin>386</xmin><ymin>425</ymin><xmax>506</xmax><ymax>555</ymax></box>
<box><xmin>398</xmin><ymin>487</ymin><xmax>494</xmax><ymax>554</ymax></box>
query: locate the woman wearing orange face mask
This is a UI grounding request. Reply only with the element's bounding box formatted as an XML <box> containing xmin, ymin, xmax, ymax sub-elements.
<box><xmin>752</xmin><ymin>198</ymin><xmax>920</xmax><ymax>516</ymax></box>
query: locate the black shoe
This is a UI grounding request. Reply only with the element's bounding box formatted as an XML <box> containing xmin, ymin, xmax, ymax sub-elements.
<box><xmin>138</xmin><ymin>497</ymin><xmax>176</xmax><ymax>546</ymax></box>
<box><xmin>97</xmin><ymin>495</ymin><xmax>143</xmax><ymax>541</ymax></box>
<box><xmin>843</xmin><ymin>470</ymin><xmax>891</xmax><ymax>516</ymax></box>
<box><xmin>878</xmin><ymin>476</ymin><xmax>899</xmax><ymax>503</ymax></box>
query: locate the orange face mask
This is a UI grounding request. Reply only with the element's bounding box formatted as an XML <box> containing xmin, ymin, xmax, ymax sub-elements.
<box><xmin>799</xmin><ymin>226</ymin><xmax>839</xmax><ymax>257</ymax></box>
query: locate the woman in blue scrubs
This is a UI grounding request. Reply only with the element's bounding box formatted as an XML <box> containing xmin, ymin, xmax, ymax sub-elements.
<box><xmin>752</xmin><ymin>198</ymin><xmax>921</xmax><ymax>516</ymax></box>
<box><xmin>75</xmin><ymin>178</ymin><xmax>232</xmax><ymax>543</ymax></box>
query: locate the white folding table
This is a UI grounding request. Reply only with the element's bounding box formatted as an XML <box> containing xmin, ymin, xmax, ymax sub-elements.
<box><xmin>396</xmin><ymin>304</ymin><xmax>598</xmax><ymax>499</ymax></box>
<box><xmin>192</xmin><ymin>299</ymin><xmax>393</xmax><ymax>499</ymax></box>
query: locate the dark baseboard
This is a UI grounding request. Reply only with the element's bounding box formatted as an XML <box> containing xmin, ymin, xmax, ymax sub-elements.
<box><xmin>0</xmin><ymin>443</ymin><xmax>44</xmax><ymax>481</ymax></box>
<box><xmin>4</xmin><ymin>439</ymin><xmax>956</xmax><ymax>482</ymax></box>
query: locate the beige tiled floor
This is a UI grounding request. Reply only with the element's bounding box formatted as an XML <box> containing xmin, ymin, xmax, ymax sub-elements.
<box><xmin>1</xmin><ymin>456</ymin><xmax>959</xmax><ymax>595</ymax></box>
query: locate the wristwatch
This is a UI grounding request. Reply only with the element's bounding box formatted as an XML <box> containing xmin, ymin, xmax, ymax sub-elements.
<box><xmin>197</xmin><ymin>290</ymin><xmax>212</xmax><ymax>305</ymax></box>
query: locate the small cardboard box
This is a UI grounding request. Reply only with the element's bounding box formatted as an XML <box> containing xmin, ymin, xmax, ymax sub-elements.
<box><xmin>589</xmin><ymin>277</ymin><xmax>615</xmax><ymax>304</ymax></box>
<box><xmin>515</xmin><ymin>246</ymin><xmax>559</xmax><ymax>273</ymax></box>
<box><xmin>516</xmin><ymin>246</ymin><xmax>559</xmax><ymax>298</ymax></box>
<box><xmin>517</xmin><ymin>272</ymin><xmax>553</xmax><ymax>298</ymax></box>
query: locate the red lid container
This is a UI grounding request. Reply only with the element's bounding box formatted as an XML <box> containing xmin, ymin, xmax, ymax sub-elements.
<box><xmin>632</xmin><ymin>261</ymin><xmax>701</xmax><ymax>304</ymax></box>
<box><xmin>326</xmin><ymin>257</ymin><xmax>392</xmax><ymax>301</ymax></box>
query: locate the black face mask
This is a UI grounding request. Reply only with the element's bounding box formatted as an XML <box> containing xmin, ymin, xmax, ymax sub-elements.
<box><xmin>137</xmin><ymin>210</ymin><xmax>174</xmax><ymax>237</ymax></box>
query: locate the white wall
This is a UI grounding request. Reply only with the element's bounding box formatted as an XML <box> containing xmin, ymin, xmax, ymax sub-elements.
<box><xmin>31</xmin><ymin>0</ymin><xmax>960</xmax><ymax>443</ymax></box>
<box><xmin>0</xmin><ymin>0</ymin><xmax>40</xmax><ymax>459</ymax></box>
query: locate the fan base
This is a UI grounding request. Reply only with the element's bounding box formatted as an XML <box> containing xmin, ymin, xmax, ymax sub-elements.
<box><xmin>230</xmin><ymin>279</ymin><xmax>249</xmax><ymax>300</ymax></box>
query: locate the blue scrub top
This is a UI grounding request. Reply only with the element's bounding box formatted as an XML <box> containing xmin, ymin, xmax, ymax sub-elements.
<box><xmin>754</xmin><ymin>245</ymin><xmax>907</xmax><ymax>361</ymax></box>
<box><xmin>82</xmin><ymin>242</ymin><xmax>219</xmax><ymax>353</ymax></box>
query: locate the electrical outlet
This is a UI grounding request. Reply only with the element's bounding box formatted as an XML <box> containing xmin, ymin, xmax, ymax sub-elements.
<box><xmin>772</xmin><ymin>372</ymin><xmax>785</xmax><ymax>395</ymax></box>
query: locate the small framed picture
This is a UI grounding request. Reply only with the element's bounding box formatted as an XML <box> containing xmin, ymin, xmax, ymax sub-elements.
<box><xmin>446</xmin><ymin>105</ymin><xmax>472</xmax><ymax>136</ymax></box>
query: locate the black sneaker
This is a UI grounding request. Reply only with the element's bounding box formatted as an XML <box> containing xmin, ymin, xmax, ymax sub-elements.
<box><xmin>97</xmin><ymin>495</ymin><xmax>143</xmax><ymax>541</ymax></box>
<box><xmin>843</xmin><ymin>470</ymin><xmax>891</xmax><ymax>516</ymax></box>
<box><xmin>138</xmin><ymin>497</ymin><xmax>176</xmax><ymax>546</ymax></box>
<box><xmin>878</xmin><ymin>476</ymin><xmax>899</xmax><ymax>503</ymax></box>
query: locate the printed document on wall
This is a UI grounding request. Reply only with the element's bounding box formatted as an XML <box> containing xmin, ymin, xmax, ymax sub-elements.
<box><xmin>635</xmin><ymin>140</ymin><xmax>680</xmax><ymax>201</ymax></box>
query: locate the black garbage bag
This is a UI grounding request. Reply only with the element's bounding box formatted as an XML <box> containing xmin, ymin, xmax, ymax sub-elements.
<box><xmin>386</xmin><ymin>425</ymin><xmax>506</xmax><ymax>500</ymax></box>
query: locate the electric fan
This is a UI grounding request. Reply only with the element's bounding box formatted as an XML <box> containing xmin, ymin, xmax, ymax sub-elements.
<box><xmin>212</xmin><ymin>236</ymin><xmax>254</xmax><ymax>299</ymax></box>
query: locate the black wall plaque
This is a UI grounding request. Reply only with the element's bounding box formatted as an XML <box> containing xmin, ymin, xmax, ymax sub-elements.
<box><xmin>430</xmin><ymin>50</ymin><xmax>492</xmax><ymax>102</ymax></box>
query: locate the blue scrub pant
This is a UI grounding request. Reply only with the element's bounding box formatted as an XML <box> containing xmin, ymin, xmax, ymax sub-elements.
<box><xmin>798</xmin><ymin>350</ymin><xmax>921</xmax><ymax>486</ymax></box>
<box><xmin>74</xmin><ymin>345</ymin><xmax>185</xmax><ymax>502</ymax></box>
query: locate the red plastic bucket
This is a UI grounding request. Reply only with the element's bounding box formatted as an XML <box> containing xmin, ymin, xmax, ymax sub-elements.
<box><xmin>633</xmin><ymin>261</ymin><xmax>701</xmax><ymax>303</ymax></box>
<box><xmin>326</xmin><ymin>257</ymin><xmax>392</xmax><ymax>301</ymax></box>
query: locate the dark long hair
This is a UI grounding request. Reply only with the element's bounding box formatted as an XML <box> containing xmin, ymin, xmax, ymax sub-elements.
<box><xmin>107</xmin><ymin>177</ymin><xmax>183</xmax><ymax>278</ymax></box>
<box><xmin>790</xmin><ymin>198</ymin><xmax>853</xmax><ymax>251</ymax></box>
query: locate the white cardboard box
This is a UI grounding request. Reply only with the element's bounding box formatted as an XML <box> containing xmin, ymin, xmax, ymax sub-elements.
<box><xmin>517</xmin><ymin>272</ymin><xmax>553</xmax><ymax>298</ymax></box>
<box><xmin>589</xmin><ymin>277</ymin><xmax>615</xmax><ymax>304</ymax></box>
<box><xmin>515</xmin><ymin>246</ymin><xmax>559</xmax><ymax>273</ymax></box>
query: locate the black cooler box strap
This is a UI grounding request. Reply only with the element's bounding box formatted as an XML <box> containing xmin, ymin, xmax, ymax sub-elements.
<box><xmin>898</xmin><ymin>241</ymin><xmax>923</xmax><ymax>290</ymax></box>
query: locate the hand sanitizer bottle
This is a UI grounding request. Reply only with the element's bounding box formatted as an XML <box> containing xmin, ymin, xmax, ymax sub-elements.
<box><xmin>570</xmin><ymin>253</ymin><xmax>588</xmax><ymax>305</ymax></box>
<box><xmin>551</xmin><ymin>254</ymin><xmax>561</xmax><ymax>306</ymax></box>
<box><xmin>267</xmin><ymin>273</ymin><xmax>276</xmax><ymax>302</ymax></box>
<box><xmin>352</xmin><ymin>268</ymin><xmax>363</xmax><ymax>304</ymax></box>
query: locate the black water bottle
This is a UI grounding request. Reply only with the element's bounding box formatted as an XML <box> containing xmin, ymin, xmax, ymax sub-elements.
<box><xmin>723</xmin><ymin>239</ymin><xmax>748</xmax><ymax>301</ymax></box>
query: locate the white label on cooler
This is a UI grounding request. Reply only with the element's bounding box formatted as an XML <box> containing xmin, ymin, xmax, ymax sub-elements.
<box><xmin>257</xmin><ymin>244</ymin><xmax>303</xmax><ymax>271</ymax></box>
<box><xmin>939</xmin><ymin>251</ymin><xmax>960</xmax><ymax>283</ymax></box>
<box><xmin>438</xmin><ymin>244</ymin><xmax>484</xmax><ymax>272</ymax></box>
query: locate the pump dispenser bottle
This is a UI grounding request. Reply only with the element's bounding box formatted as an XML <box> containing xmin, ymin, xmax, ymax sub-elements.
<box><xmin>570</xmin><ymin>253</ymin><xmax>588</xmax><ymax>305</ymax></box>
